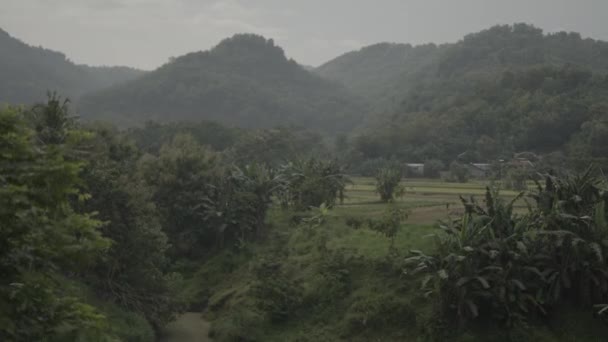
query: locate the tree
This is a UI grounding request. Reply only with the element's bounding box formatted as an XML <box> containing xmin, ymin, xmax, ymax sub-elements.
<box><xmin>423</xmin><ymin>159</ymin><xmax>445</xmax><ymax>178</ymax></box>
<box><xmin>375</xmin><ymin>165</ymin><xmax>404</xmax><ymax>202</ymax></box>
<box><xmin>278</xmin><ymin>158</ymin><xmax>350</xmax><ymax>210</ymax></box>
<box><xmin>0</xmin><ymin>104</ymin><xmax>111</xmax><ymax>340</ymax></box>
<box><xmin>79</xmin><ymin>124</ymin><xmax>180</xmax><ymax>330</ymax></box>
<box><xmin>207</xmin><ymin>164</ymin><xmax>280</xmax><ymax>246</ymax></box>
<box><xmin>138</xmin><ymin>133</ymin><xmax>220</xmax><ymax>257</ymax></box>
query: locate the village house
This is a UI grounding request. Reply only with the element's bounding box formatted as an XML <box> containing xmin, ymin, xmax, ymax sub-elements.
<box><xmin>467</xmin><ymin>163</ymin><xmax>492</xmax><ymax>178</ymax></box>
<box><xmin>405</xmin><ymin>163</ymin><xmax>425</xmax><ymax>177</ymax></box>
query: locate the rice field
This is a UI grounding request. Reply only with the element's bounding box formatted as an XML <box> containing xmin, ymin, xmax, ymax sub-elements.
<box><xmin>335</xmin><ymin>177</ymin><xmax>530</xmax><ymax>224</ymax></box>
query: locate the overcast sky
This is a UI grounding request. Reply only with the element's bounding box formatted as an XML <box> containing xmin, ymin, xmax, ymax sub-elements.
<box><xmin>2</xmin><ymin>0</ymin><xmax>608</xmax><ymax>70</ymax></box>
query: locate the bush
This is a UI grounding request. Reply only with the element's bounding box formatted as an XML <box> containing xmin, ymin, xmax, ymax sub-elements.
<box><xmin>318</xmin><ymin>249</ymin><xmax>353</xmax><ymax>303</ymax></box>
<box><xmin>345</xmin><ymin>216</ymin><xmax>365</xmax><ymax>229</ymax></box>
<box><xmin>343</xmin><ymin>293</ymin><xmax>416</xmax><ymax>334</ymax></box>
<box><xmin>103</xmin><ymin>305</ymin><xmax>155</xmax><ymax>342</ymax></box>
<box><xmin>251</xmin><ymin>260</ymin><xmax>303</xmax><ymax>322</ymax></box>
<box><xmin>209</xmin><ymin>307</ymin><xmax>265</xmax><ymax>341</ymax></box>
<box><xmin>367</xmin><ymin>205</ymin><xmax>409</xmax><ymax>250</ymax></box>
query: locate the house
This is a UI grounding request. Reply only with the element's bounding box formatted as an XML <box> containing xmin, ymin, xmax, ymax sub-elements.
<box><xmin>405</xmin><ymin>163</ymin><xmax>425</xmax><ymax>177</ymax></box>
<box><xmin>509</xmin><ymin>158</ymin><xmax>534</xmax><ymax>169</ymax></box>
<box><xmin>467</xmin><ymin>163</ymin><xmax>492</xmax><ymax>178</ymax></box>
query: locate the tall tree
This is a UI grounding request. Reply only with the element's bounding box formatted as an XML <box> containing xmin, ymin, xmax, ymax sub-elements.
<box><xmin>0</xmin><ymin>102</ymin><xmax>111</xmax><ymax>340</ymax></box>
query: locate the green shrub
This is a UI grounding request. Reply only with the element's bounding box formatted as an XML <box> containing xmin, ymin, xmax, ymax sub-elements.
<box><xmin>343</xmin><ymin>293</ymin><xmax>416</xmax><ymax>334</ymax></box>
<box><xmin>103</xmin><ymin>305</ymin><xmax>155</xmax><ymax>342</ymax></box>
<box><xmin>367</xmin><ymin>205</ymin><xmax>409</xmax><ymax>250</ymax></box>
<box><xmin>318</xmin><ymin>249</ymin><xmax>353</xmax><ymax>303</ymax></box>
<box><xmin>209</xmin><ymin>307</ymin><xmax>265</xmax><ymax>341</ymax></box>
<box><xmin>251</xmin><ymin>260</ymin><xmax>303</xmax><ymax>322</ymax></box>
<box><xmin>345</xmin><ymin>216</ymin><xmax>365</xmax><ymax>229</ymax></box>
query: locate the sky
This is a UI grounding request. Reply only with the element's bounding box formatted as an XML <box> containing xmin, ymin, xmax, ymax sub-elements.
<box><xmin>2</xmin><ymin>0</ymin><xmax>608</xmax><ymax>70</ymax></box>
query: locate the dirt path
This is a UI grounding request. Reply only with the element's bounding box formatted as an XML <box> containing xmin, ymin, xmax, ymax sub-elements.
<box><xmin>160</xmin><ymin>312</ymin><xmax>212</xmax><ymax>342</ymax></box>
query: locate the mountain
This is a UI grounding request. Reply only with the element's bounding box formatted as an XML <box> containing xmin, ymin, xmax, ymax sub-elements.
<box><xmin>78</xmin><ymin>34</ymin><xmax>367</xmax><ymax>133</ymax></box>
<box><xmin>317</xmin><ymin>24</ymin><xmax>608</xmax><ymax>111</ymax></box>
<box><xmin>316</xmin><ymin>42</ymin><xmax>444</xmax><ymax>108</ymax></box>
<box><xmin>343</xmin><ymin>24</ymin><xmax>608</xmax><ymax>165</ymax></box>
<box><xmin>0</xmin><ymin>28</ymin><xmax>145</xmax><ymax>104</ymax></box>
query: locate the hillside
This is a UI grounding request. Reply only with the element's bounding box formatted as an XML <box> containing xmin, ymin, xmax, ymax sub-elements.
<box><xmin>316</xmin><ymin>42</ymin><xmax>444</xmax><ymax>108</ymax></box>
<box><xmin>317</xmin><ymin>24</ymin><xmax>608</xmax><ymax>113</ymax></box>
<box><xmin>78</xmin><ymin>34</ymin><xmax>368</xmax><ymax>133</ymax></box>
<box><xmin>339</xmin><ymin>24</ymin><xmax>608</xmax><ymax>166</ymax></box>
<box><xmin>0</xmin><ymin>28</ymin><xmax>145</xmax><ymax>104</ymax></box>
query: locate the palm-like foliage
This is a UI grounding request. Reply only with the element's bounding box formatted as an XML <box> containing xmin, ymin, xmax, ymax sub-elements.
<box><xmin>406</xmin><ymin>168</ymin><xmax>608</xmax><ymax>329</ymax></box>
<box><xmin>406</xmin><ymin>189</ymin><xmax>542</xmax><ymax>326</ymax></box>
<box><xmin>529</xmin><ymin>167</ymin><xmax>608</xmax><ymax>305</ymax></box>
<box><xmin>208</xmin><ymin>164</ymin><xmax>281</xmax><ymax>246</ymax></box>
<box><xmin>277</xmin><ymin>157</ymin><xmax>350</xmax><ymax>210</ymax></box>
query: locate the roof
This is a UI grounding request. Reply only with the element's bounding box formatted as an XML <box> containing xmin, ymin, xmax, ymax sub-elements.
<box><xmin>470</xmin><ymin>163</ymin><xmax>491</xmax><ymax>170</ymax></box>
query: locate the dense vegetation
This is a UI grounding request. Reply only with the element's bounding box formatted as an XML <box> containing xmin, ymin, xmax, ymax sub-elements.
<box><xmin>3</xmin><ymin>22</ymin><xmax>608</xmax><ymax>342</ymax></box>
<box><xmin>407</xmin><ymin>170</ymin><xmax>608</xmax><ymax>337</ymax></box>
<box><xmin>0</xmin><ymin>28</ymin><xmax>144</xmax><ymax>104</ymax></box>
<box><xmin>318</xmin><ymin>24</ymin><xmax>608</xmax><ymax>105</ymax></box>
<box><xmin>352</xmin><ymin>63</ymin><xmax>608</xmax><ymax>167</ymax></box>
<box><xmin>320</xmin><ymin>24</ymin><xmax>608</xmax><ymax>168</ymax></box>
<box><xmin>0</xmin><ymin>96</ymin><xmax>359</xmax><ymax>340</ymax></box>
<box><xmin>316</xmin><ymin>42</ymin><xmax>444</xmax><ymax>110</ymax></box>
<box><xmin>78</xmin><ymin>34</ymin><xmax>367</xmax><ymax>133</ymax></box>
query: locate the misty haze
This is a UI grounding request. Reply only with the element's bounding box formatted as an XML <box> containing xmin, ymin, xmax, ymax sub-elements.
<box><xmin>2</xmin><ymin>1</ymin><xmax>608</xmax><ymax>341</ymax></box>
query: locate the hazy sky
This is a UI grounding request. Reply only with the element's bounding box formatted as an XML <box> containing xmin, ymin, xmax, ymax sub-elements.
<box><xmin>2</xmin><ymin>0</ymin><xmax>608</xmax><ymax>70</ymax></box>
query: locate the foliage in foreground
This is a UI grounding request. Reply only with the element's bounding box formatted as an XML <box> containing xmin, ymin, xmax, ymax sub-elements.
<box><xmin>79</xmin><ymin>123</ymin><xmax>181</xmax><ymax>329</ymax></box>
<box><xmin>0</xmin><ymin>101</ymin><xmax>112</xmax><ymax>340</ymax></box>
<box><xmin>406</xmin><ymin>168</ymin><xmax>608</xmax><ymax>332</ymax></box>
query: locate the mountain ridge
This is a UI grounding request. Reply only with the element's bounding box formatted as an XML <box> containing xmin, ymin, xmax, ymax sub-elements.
<box><xmin>77</xmin><ymin>34</ymin><xmax>368</xmax><ymax>133</ymax></box>
<box><xmin>340</xmin><ymin>24</ymin><xmax>608</xmax><ymax>165</ymax></box>
<box><xmin>0</xmin><ymin>27</ymin><xmax>145</xmax><ymax>104</ymax></box>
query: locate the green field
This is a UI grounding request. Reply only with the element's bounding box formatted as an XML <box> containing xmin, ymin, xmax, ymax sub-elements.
<box><xmin>336</xmin><ymin>177</ymin><xmax>529</xmax><ymax>224</ymax></box>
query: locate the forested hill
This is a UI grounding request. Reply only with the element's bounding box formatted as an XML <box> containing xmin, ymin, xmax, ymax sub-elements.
<box><xmin>78</xmin><ymin>34</ymin><xmax>368</xmax><ymax>133</ymax></box>
<box><xmin>316</xmin><ymin>24</ymin><xmax>608</xmax><ymax>111</ymax></box>
<box><xmin>315</xmin><ymin>42</ymin><xmax>445</xmax><ymax>107</ymax></box>
<box><xmin>327</xmin><ymin>24</ymin><xmax>608</xmax><ymax>166</ymax></box>
<box><xmin>0</xmin><ymin>28</ymin><xmax>145</xmax><ymax>104</ymax></box>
